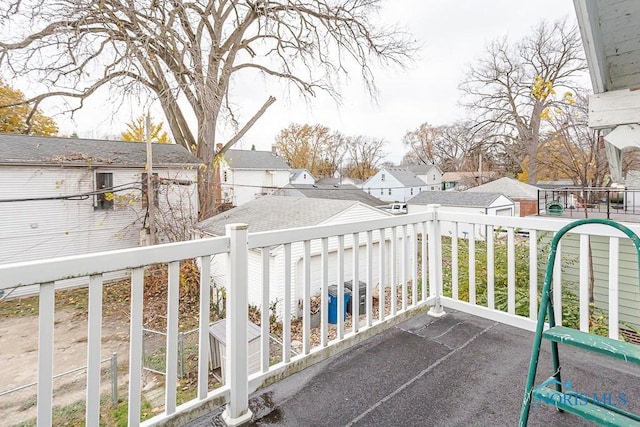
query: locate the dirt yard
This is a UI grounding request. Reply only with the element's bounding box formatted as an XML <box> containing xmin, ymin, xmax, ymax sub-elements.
<box><xmin>0</xmin><ymin>308</ymin><xmax>131</xmax><ymax>426</ymax></box>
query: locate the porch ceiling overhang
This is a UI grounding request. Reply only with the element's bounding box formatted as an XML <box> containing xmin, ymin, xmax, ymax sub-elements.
<box><xmin>575</xmin><ymin>0</ymin><xmax>640</xmax><ymax>181</ymax></box>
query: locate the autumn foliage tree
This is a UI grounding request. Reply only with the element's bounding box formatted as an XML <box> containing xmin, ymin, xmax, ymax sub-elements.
<box><xmin>520</xmin><ymin>92</ymin><xmax>609</xmax><ymax>188</ymax></box>
<box><xmin>121</xmin><ymin>115</ymin><xmax>172</xmax><ymax>144</ymax></box>
<box><xmin>460</xmin><ymin>19</ymin><xmax>586</xmax><ymax>184</ymax></box>
<box><xmin>343</xmin><ymin>135</ymin><xmax>387</xmax><ymax>180</ymax></box>
<box><xmin>275</xmin><ymin>123</ymin><xmax>346</xmax><ymax>178</ymax></box>
<box><xmin>0</xmin><ymin>0</ymin><xmax>415</xmax><ymax>218</ymax></box>
<box><xmin>0</xmin><ymin>79</ymin><xmax>57</xmax><ymax>135</ymax></box>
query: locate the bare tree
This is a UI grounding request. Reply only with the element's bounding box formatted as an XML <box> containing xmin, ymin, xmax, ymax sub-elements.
<box><xmin>275</xmin><ymin>123</ymin><xmax>347</xmax><ymax>178</ymax></box>
<box><xmin>344</xmin><ymin>135</ymin><xmax>386</xmax><ymax>180</ymax></box>
<box><xmin>460</xmin><ymin>19</ymin><xmax>586</xmax><ymax>184</ymax></box>
<box><xmin>0</xmin><ymin>0</ymin><xmax>415</xmax><ymax>218</ymax></box>
<box><xmin>401</xmin><ymin>121</ymin><xmax>483</xmax><ymax>172</ymax></box>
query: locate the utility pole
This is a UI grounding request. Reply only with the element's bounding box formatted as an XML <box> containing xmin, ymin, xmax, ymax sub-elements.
<box><xmin>146</xmin><ymin>113</ymin><xmax>156</xmax><ymax>245</ymax></box>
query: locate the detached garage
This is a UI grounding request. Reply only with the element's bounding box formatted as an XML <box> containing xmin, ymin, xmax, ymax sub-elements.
<box><xmin>407</xmin><ymin>191</ymin><xmax>515</xmax><ymax>239</ymax></box>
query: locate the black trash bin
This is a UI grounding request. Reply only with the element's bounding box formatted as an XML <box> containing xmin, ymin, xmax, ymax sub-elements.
<box><xmin>344</xmin><ymin>280</ymin><xmax>367</xmax><ymax>315</ymax></box>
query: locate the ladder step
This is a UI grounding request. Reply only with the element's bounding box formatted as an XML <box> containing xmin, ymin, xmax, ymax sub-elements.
<box><xmin>532</xmin><ymin>385</ymin><xmax>640</xmax><ymax>427</ymax></box>
<box><xmin>543</xmin><ymin>326</ymin><xmax>640</xmax><ymax>365</ymax></box>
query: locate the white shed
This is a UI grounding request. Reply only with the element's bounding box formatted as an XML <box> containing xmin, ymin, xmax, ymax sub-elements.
<box><xmin>195</xmin><ymin>196</ymin><xmax>395</xmax><ymax>319</ymax></box>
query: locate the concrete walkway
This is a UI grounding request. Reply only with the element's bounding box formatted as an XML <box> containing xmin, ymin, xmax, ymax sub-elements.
<box><xmin>187</xmin><ymin>310</ymin><xmax>640</xmax><ymax>426</ymax></box>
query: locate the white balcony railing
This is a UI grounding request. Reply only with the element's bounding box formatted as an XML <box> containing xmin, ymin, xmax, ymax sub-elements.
<box><xmin>0</xmin><ymin>205</ymin><xmax>638</xmax><ymax>426</ymax></box>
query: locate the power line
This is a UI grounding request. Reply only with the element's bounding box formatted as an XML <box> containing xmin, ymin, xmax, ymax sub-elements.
<box><xmin>0</xmin><ymin>182</ymin><xmax>141</xmax><ymax>203</ymax></box>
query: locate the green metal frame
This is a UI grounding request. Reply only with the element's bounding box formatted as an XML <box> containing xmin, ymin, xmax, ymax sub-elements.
<box><xmin>519</xmin><ymin>218</ymin><xmax>640</xmax><ymax>427</ymax></box>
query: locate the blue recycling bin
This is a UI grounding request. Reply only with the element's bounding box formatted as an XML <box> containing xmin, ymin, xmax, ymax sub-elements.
<box><xmin>328</xmin><ymin>285</ymin><xmax>351</xmax><ymax>324</ymax></box>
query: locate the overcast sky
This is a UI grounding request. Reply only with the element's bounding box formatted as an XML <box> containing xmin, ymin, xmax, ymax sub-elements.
<box><xmin>44</xmin><ymin>0</ymin><xmax>582</xmax><ymax>164</ymax></box>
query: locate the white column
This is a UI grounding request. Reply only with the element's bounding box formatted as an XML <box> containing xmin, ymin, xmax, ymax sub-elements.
<box><xmin>222</xmin><ymin>224</ymin><xmax>253</xmax><ymax>426</ymax></box>
<box><xmin>427</xmin><ymin>204</ymin><xmax>445</xmax><ymax>317</ymax></box>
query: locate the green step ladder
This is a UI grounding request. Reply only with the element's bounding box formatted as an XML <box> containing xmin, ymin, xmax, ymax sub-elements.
<box><xmin>519</xmin><ymin>218</ymin><xmax>640</xmax><ymax>427</ymax></box>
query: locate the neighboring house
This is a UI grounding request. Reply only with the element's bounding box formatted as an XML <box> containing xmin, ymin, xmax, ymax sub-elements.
<box><xmin>407</xmin><ymin>164</ymin><xmax>443</xmax><ymax>191</ymax></box>
<box><xmin>316</xmin><ymin>176</ymin><xmax>364</xmax><ymax>188</ymax></box>
<box><xmin>465</xmin><ymin>177</ymin><xmax>541</xmax><ymax>217</ymax></box>
<box><xmin>275</xmin><ymin>184</ymin><xmax>385</xmax><ymax>207</ymax></box>
<box><xmin>195</xmin><ymin>196</ymin><xmax>394</xmax><ymax>318</ymax></box>
<box><xmin>289</xmin><ymin>169</ymin><xmax>316</xmax><ymax>185</ymax></box>
<box><xmin>220</xmin><ymin>149</ymin><xmax>290</xmax><ymax>206</ymax></box>
<box><xmin>407</xmin><ymin>191</ymin><xmax>515</xmax><ymax>239</ymax></box>
<box><xmin>362</xmin><ymin>167</ymin><xmax>430</xmax><ymax>202</ymax></box>
<box><xmin>0</xmin><ymin>134</ymin><xmax>200</xmax><ymax>295</ymax></box>
<box><xmin>442</xmin><ymin>171</ymin><xmax>496</xmax><ymax>191</ymax></box>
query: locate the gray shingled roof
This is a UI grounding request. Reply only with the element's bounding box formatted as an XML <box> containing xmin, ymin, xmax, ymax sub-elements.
<box><xmin>196</xmin><ymin>196</ymin><xmax>362</xmax><ymax>235</ymax></box>
<box><xmin>407</xmin><ymin>191</ymin><xmax>508</xmax><ymax>208</ymax></box>
<box><xmin>224</xmin><ymin>149</ymin><xmax>290</xmax><ymax>170</ymax></box>
<box><xmin>316</xmin><ymin>177</ymin><xmax>364</xmax><ymax>186</ymax></box>
<box><xmin>276</xmin><ymin>184</ymin><xmax>384</xmax><ymax>207</ymax></box>
<box><xmin>465</xmin><ymin>177</ymin><xmax>541</xmax><ymax>200</ymax></box>
<box><xmin>385</xmin><ymin>167</ymin><xmax>427</xmax><ymax>186</ymax></box>
<box><xmin>0</xmin><ymin>133</ymin><xmax>201</xmax><ymax>166</ymax></box>
<box><xmin>407</xmin><ymin>164</ymin><xmax>439</xmax><ymax>175</ymax></box>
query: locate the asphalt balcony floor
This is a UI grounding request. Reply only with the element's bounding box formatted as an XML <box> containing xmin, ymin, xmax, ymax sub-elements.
<box><xmin>187</xmin><ymin>310</ymin><xmax>640</xmax><ymax>427</ymax></box>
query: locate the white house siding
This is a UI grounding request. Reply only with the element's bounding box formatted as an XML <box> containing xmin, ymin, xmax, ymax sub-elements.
<box><xmin>221</xmin><ymin>169</ymin><xmax>290</xmax><ymax>206</ymax></box>
<box><xmin>364</xmin><ymin>174</ymin><xmax>428</xmax><ymax>203</ymax></box>
<box><xmin>0</xmin><ymin>166</ymin><xmax>197</xmax><ymax>297</ymax></box>
<box><xmin>557</xmin><ymin>234</ymin><xmax>640</xmax><ymax>330</ymax></box>
<box><xmin>290</xmin><ymin>171</ymin><xmax>315</xmax><ymax>185</ymax></box>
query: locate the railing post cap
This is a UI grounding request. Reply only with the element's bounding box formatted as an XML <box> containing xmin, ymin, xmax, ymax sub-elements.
<box><xmin>226</xmin><ymin>223</ymin><xmax>249</xmax><ymax>231</ymax></box>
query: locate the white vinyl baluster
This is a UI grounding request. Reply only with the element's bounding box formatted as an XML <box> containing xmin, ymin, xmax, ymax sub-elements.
<box><xmin>487</xmin><ymin>225</ymin><xmax>495</xmax><ymax>310</ymax></box>
<box><xmin>366</xmin><ymin>230</ymin><xmax>373</xmax><ymax>326</ymax></box>
<box><xmin>198</xmin><ymin>256</ymin><xmax>211</xmax><ymax>398</ymax></box>
<box><xmin>261</xmin><ymin>249</ymin><xmax>270</xmax><ymax>371</ymax></box>
<box><xmin>528</xmin><ymin>229</ymin><xmax>538</xmax><ymax>320</ymax></box>
<box><xmin>337</xmin><ymin>235</ymin><xmax>345</xmax><ymax>339</ymax></box>
<box><xmin>609</xmin><ymin>237</ymin><xmax>620</xmax><ymax>339</ymax></box>
<box><xmin>37</xmin><ymin>282</ymin><xmax>55</xmax><ymax>427</ymax></box>
<box><xmin>379</xmin><ymin>228</ymin><xmax>386</xmax><ymax>320</ymax></box>
<box><xmin>507</xmin><ymin>228</ymin><xmax>516</xmax><ymax>315</ymax></box>
<box><xmin>391</xmin><ymin>226</ymin><xmax>398</xmax><ymax>316</ymax></box>
<box><xmin>579</xmin><ymin>235</ymin><xmax>590</xmax><ymax>332</ymax></box>
<box><xmin>283</xmin><ymin>243</ymin><xmax>292</xmax><ymax>362</ymax></box>
<box><xmin>553</xmin><ymin>241</ymin><xmax>562</xmax><ymax>324</ymax></box>
<box><xmin>402</xmin><ymin>224</ymin><xmax>408</xmax><ymax>310</ymax></box>
<box><xmin>303</xmin><ymin>240</ymin><xmax>311</xmax><ymax>354</ymax></box>
<box><xmin>165</xmin><ymin>261</ymin><xmax>180</xmax><ymax>415</ymax></box>
<box><xmin>468</xmin><ymin>227</ymin><xmax>476</xmax><ymax>305</ymax></box>
<box><xmin>321</xmin><ymin>238</ymin><xmax>329</xmax><ymax>346</ymax></box>
<box><xmin>86</xmin><ymin>275</ymin><xmax>103</xmax><ymax>425</ymax></box>
<box><xmin>421</xmin><ymin>221</ymin><xmax>428</xmax><ymax>302</ymax></box>
<box><xmin>352</xmin><ymin>232</ymin><xmax>360</xmax><ymax>333</ymax></box>
<box><xmin>411</xmin><ymin>224</ymin><xmax>418</xmax><ymax>306</ymax></box>
<box><xmin>452</xmin><ymin>222</ymin><xmax>459</xmax><ymax>300</ymax></box>
<box><xmin>128</xmin><ymin>268</ymin><xmax>144</xmax><ymax>427</ymax></box>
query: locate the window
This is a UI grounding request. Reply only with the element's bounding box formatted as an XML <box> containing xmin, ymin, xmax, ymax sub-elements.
<box><xmin>410</xmin><ymin>188</ymin><xmax>414</xmax><ymax>195</ymax></box>
<box><xmin>420</xmin><ymin>188</ymin><xmax>422</xmax><ymax>193</ymax></box>
<box><xmin>95</xmin><ymin>172</ymin><xmax>113</xmax><ymax>210</ymax></box>
<box><xmin>433</xmin><ymin>174</ymin><xmax>436</xmax><ymax>181</ymax></box>
<box><xmin>388</xmin><ymin>188</ymin><xmax>392</xmax><ymax>195</ymax></box>
<box><xmin>303</xmin><ymin>173</ymin><xmax>307</xmax><ymax>179</ymax></box>
<box><xmin>380</xmin><ymin>189</ymin><xmax>383</xmax><ymax>195</ymax></box>
<box><xmin>381</xmin><ymin>173</ymin><xmax>385</xmax><ymax>181</ymax></box>
<box><xmin>142</xmin><ymin>173</ymin><xmax>159</xmax><ymax>208</ymax></box>
<box><xmin>223</xmin><ymin>171</ymin><xmax>228</xmax><ymax>182</ymax></box>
